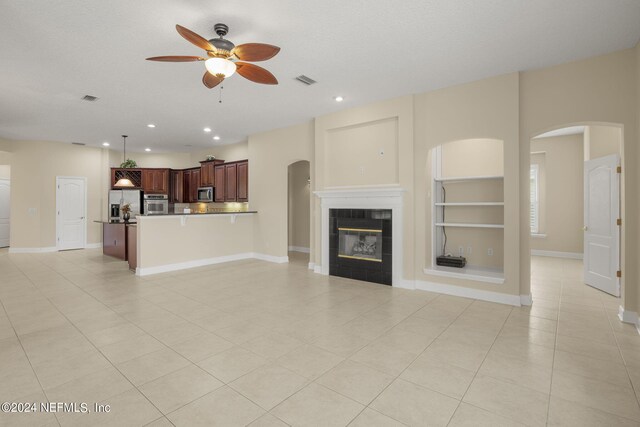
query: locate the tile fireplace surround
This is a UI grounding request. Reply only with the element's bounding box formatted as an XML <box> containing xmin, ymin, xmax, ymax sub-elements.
<box><xmin>315</xmin><ymin>187</ymin><xmax>404</xmax><ymax>287</ymax></box>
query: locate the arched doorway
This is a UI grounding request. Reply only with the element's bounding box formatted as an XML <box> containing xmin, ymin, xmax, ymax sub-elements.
<box><xmin>287</xmin><ymin>160</ymin><xmax>311</xmax><ymax>265</ymax></box>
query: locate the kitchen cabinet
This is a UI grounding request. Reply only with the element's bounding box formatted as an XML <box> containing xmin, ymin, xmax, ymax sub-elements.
<box><xmin>110</xmin><ymin>168</ymin><xmax>142</xmax><ymax>188</ymax></box>
<box><xmin>213</xmin><ymin>160</ymin><xmax>249</xmax><ymax>202</ymax></box>
<box><xmin>127</xmin><ymin>224</ymin><xmax>137</xmax><ymax>271</ymax></box>
<box><xmin>214</xmin><ymin>164</ymin><xmax>226</xmax><ymax>202</ymax></box>
<box><xmin>236</xmin><ymin>160</ymin><xmax>248</xmax><ymax>202</ymax></box>
<box><xmin>142</xmin><ymin>169</ymin><xmax>169</xmax><ymax>194</ymax></box>
<box><xmin>200</xmin><ymin>159</ymin><xmax>224</xmax><ymax>187</ymax></box>
<box><xmin>183</xmin><ymin>168</ymin><xmax>201</xmax><ymax>203</ymax></box>
<box><xmin>102</xmin><ymin>223</ymin><xmax>126</xmax><ymax>260</ymax></box>
<box><xmin>170</xmin><ymin>170</ymin><xmax>184</xmax><ymax>203</ymax></box>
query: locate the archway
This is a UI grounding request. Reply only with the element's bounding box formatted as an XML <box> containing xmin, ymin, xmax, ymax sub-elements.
<box><xmin>287</xmin><ymin>160</ymin><xmax>311</xmax><ymax>265</ymax></box>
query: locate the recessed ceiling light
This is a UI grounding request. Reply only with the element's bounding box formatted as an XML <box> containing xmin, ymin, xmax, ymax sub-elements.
<box><xmin>213</xmin><ymin>136</ymin><xmax>221</xmax><ymax>141</ymax></box>
<box><xmin>145</xmin><ymin>148</ymin><xmax>151</xmax><ymax>152</ymax></box>
<box><xmin>102</xmin><ymin>142</ymin><xmax>110</xmax><ymax>147</ymax></box>
<box><xmin>334</xmin><ymin>96</ymin><xmax>344</xmax><ymax>102</ymax></box>
<box><xmin>204</xmin><ymin>127</ymin><xmax>211</xmax><ymax>132</ymax></box>
<box><xmin>147</xmin><ymin>124</ymin><xmax>156</xmax><ymax>128</ymax></box>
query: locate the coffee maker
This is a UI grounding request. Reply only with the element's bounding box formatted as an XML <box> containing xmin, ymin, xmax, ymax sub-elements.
<box><xmin>110</xmin><ymin>204</ymin><xmax>120</xmax><ymax>221</ymax></box>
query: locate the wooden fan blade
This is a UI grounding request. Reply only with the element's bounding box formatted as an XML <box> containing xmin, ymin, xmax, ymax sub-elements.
<box><xmin>232</xmin><ymin>43</ymin><xmax>280</xmax><ymax>61</ymax></box>
<box><xmin>176</xmin><ymin>24</ymin><xmax>216</xmax><ymax>52</ymax></box>
<box><xmin>203</xmin><ymin>72</ymin><xmax>224</xmax><ymax>89</ymax></box>
<box><xmin>235</xmin><ymin>62</ymin><xmax>278</xmax><ymax>85</ymax></box>
<box><xmin>146</xmin><ymin>55</ymin><xmax>205</xmax><ymax>62</ymax></box>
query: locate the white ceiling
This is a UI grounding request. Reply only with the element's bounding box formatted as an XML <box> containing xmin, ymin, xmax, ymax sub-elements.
<box><xmin>1</xmin><ymin>1</ymin><xmax>639</xmax><ymax>153</ymax></box>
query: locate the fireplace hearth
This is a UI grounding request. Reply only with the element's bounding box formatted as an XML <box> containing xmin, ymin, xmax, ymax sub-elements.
<box><xmin>329</xmin><ymin>209</ymin><xmax>392</xmax><ymax>285</ymax></box>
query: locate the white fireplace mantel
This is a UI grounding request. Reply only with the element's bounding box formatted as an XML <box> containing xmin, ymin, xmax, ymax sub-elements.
<box><xmin>314</xmin><ymin>186</ymin><xmax>405</xmax><ymax>287</ymax></box>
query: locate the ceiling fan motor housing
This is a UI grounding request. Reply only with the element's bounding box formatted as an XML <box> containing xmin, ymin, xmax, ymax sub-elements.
<box><xmin>210</xmin><ymin>23</ymin><xmax>234</xmax><ymax>53</ymax></box>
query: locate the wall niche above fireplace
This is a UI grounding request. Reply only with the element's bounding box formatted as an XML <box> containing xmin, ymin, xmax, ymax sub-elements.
<box><xmin>329</xmin><ymin>209</ymin><xmax>392</xmax><ymax>285</ymax></box>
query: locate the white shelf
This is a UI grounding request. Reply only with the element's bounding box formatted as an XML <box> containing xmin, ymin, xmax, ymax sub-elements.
<box><xmin>434</xmin><ymin>202</ymin><xmax>504</xmax><ymax>206</ymax></box>
<box><xmin>434</xmin><ymin>175</ymin><xmax>504</xmax><ymax>183</ymax></box>
<box><xmin>424</xmin><ymin>265</ymin><xmax>505</xmax><ymax>284</ymax></box>
<box><xmin>435</xmin><ymin>222</ymin><xmax>504</xmax><ymax>229</ymax></box>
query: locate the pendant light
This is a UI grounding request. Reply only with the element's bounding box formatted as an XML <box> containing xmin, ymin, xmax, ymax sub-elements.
<box><xmin>114</xmin><ymin>135</ymin><xmax>135</xmax><ymax>188</ymax></box>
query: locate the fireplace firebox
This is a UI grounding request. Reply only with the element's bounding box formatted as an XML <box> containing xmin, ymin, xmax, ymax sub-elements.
<box><xmin>329</xmin><ymin>209</ymin><xmax>392</xmax><ymax>285</ymax></box>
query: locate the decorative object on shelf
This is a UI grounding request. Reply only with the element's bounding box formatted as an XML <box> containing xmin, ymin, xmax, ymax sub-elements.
<box><xmin>121</xmin><ymin>203</ymin><xmax>131</xmax><ymax>222</ymax></box>
<box><xmin>205</xmin><ymin>155</ymin><xmax>216</xmax><ymax>161</ymax></box>
<box><xmin>114</xmin><ymin>135</ymin><xmax>136</xmax><ymax>187</ymax></box>
<box><xmin>146</xmin><ymin>23</ymin><xmax>280</xmax><ymax>90</ymax></box>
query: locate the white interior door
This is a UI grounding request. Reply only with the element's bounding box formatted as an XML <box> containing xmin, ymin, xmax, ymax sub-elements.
<box><xmin>57</xmin><ymin>177</ymin><xmax>86</xmax><ymax>250</ymax></box>
<box><xmin>583</xmin><ymin>154</ymin><xmax>620</xmax><ymax>296</ymax></box>
<box><xmin>0</xmin><ymin>179</ymin><xmax>10</xmax><ymax>248</ymax></box>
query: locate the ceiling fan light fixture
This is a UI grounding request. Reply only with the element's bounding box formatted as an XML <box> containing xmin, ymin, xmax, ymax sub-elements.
<box><xmin>205</xmin><ymin>58</ymin><xmax>236</xmax><ymax>78</ymax></box>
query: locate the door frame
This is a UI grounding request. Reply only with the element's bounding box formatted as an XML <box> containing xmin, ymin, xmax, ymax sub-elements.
<box><xmin>0</xmin><ymin>178</ymin><xmax>10</xmax><ymax>248</ymax></box>
<box><xmin>56</xmin><ymin>176</ymin><xmax>88</xmax><ymax>251</ymax></box>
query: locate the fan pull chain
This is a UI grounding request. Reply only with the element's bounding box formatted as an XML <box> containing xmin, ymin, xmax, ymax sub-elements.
<box><xmin>219</xmin><ymin>85</ymin><xmax>224</xmax><ymax>104</ymax></box>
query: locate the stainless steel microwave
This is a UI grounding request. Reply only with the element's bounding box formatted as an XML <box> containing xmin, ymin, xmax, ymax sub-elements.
<box><xmin>197</xmin><ymin>187</ymin><xmax>213</xmax><ymax>202</ymax></box>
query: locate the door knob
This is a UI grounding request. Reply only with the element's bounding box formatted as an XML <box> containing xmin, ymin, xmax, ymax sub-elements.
<box><xmin>582</xmin><ymin>225</ymin><xmax>588</xmax><ymax>231</ymax></box>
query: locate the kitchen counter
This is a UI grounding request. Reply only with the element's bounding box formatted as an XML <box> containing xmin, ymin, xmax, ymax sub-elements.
<box><xmin>140</xmin><ymin>211</ymin><xmax>257</xmax><ymax>217</ymax></box>
<box><xmin>93</xmin><ymin>220</ymin><xmax>137</xmax><ymax>224</ymax></box>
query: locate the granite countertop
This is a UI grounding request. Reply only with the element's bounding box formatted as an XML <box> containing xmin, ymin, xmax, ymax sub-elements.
<box><xmin>139</xmin><ymin>210</ymin><xmax>257</xmax><ymax>217</ymax></box>
<box><xmin>93</xmin><ymin>220</ymin><xmax>137</xmax><ymax>224</ymax></box>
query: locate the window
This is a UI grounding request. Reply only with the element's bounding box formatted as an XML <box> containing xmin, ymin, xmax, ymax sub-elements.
<box><xmin>530</xmin><ymin>164</ymin><xmax>539</xmax><ymax>234</ymax></box>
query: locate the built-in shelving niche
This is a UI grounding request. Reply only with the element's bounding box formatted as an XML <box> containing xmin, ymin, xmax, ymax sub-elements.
<box><xmin>428</xmin><ymin>142</ymin><xmax>505</xmax><ymax>284</ymax></box>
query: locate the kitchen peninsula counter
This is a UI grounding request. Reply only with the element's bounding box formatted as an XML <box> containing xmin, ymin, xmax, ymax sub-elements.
<box><xmin>134</xmin><ymin>211</ymin><xmax>258</xmax><ymax>276</ymax></box>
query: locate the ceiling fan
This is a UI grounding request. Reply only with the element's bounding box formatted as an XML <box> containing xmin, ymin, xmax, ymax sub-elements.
<box><xmin>147</xmin><ymin>23</ymin><xmax>280</xmax><ymax>89</ymax></box>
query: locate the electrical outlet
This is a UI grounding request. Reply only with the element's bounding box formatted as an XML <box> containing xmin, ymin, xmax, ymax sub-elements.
<box><xmin>487</xmin><ymin>248</ymin><xmax>493</xmax><ymax>256</ymax></box>
<box><xmin>359</xmin><ymin>166</ymin><xmax>365</xmax><ymax>175</ymax></box>
<box><xmin>458</xmin><ymin>246</ymin><xmax>464</xmax><ymax>256</ymax></box>
<box><xmin>467</xmin><ymin>246</ymin><xmax>472</xmax><ymax>255</ymax></box>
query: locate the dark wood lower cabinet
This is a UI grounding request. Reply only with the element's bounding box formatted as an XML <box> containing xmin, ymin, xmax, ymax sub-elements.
<box><xmin>127</xmin><ymin>225</ymin><xmax>137</xmax><ymax>271</ymax></box>
<box><xmin>102</xmin><ymin>223</ymin><xmax>126</xmax><ymax>260</ymax></box>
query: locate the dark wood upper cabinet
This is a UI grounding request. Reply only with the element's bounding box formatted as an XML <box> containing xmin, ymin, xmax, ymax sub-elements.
<box><xmin>200</xmin><ymin>159</ymin><xmax>224</xmax><ymax>187</ymax></box>
<box><xmin>225</xmin><ymin>163</ymin><xmax>237</xmax><ymax>202</ymax></box>
<box><xmin>214</xmin><ymin>165</ymin><xmax>226</xmax><ymax>202</ymax></box>
<box><xmin>191</xmin><ymin>168</ymin><xmax>201</xmax><ymax>202</ymax></box>
<box><xmin>237</xmin><ymin>160</ymin><xmax>248</xmax><ymax>202</ymax></box>
<box><xmin>142</xmin><ymin>169</ymin><xmax>169</xmax><ymax>194</ymax></box>
<box><xmin>170</xmin><ymin>170</ymin><xmax>184</xmax><ymax>203</ymax></box>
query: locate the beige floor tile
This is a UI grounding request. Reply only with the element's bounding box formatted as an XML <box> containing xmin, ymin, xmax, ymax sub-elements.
<box><xmin>348</xmin><ymin>408</ymin><xmax>405</xmax><ymax>426</ymax></box>
<box><xmin>490</xmin><ymin>336</ymin><xmax>555</xmax><ymax>368</ymax></box>
<box><xmin>84</xmin><ymin>322</ymin><xmax>146</xmax><ymax>347</ymax></box>
<box><xmin>448</xmin><ymin>402</ymin><xmax>527</xmax><ymax>427</ymax></box>
<box><xmin>478</xmin><ymin>349</ymin><xmax>552</xmax><ymax>394</ymax></box>
<box><xmin>198</xmin><ymin>346</ymin><xmax>267</xmax><ymax>383</ymax></box>
<box><xmin>553</xmin><ymin>349</ymin><xmax>631</xmax><ymax>389</ymax></box>
<box><xmin>271</xmin><ymin>382</ymin><xmax>364</xmax><ymax>426</ymax></box>
<box><xmin>248</xmin><ymin>413</ymin><xmax>289</xmax><ymax>427</ymax></box>
<box><xmin>99</xmin><ymin>334</ymin><xmax>166</xmax><ymax>364</ymax></box>
<box><xmin>350</xmin><ymin>340</ymin><xmax>416</xmax><ymax>376</ymax></box>
<box><xmin>311</xmin><ymin>330</ymin><xmax>371</xmax><ymax>357</ymax></box>
<box><xmin>32</xmin><ymin>349</ymin><xmax>112</xmax><ymax>390</ymax></box>
<box><xmin>400</xmin><ymin>353</ymin><xmax>476</xmax><ymax>399</ymax></box>
<box><xmin>550</xmin><ymin>370</ymin><xmax>640</xmax><ymax>421</ymax></box>
<box><xmin>167</xmin><ymin>386</ymin><xmax>265</xmax><ymax>427</ymax></box>
<box><xmin>230</xmin><ymin>363</ymin><xmax>308</xmax><ymax>410</ymax></box>
<box><xmin>463</xmin><ymin>374</ymin><xmax>549</xmax><ymax>427</ymax></box>
<box><xmin>139</xmin><ymin>365</ymin><xmax>223</xmax><ymax>414</ymax></box>
<box><xmin>420</xmin><ymin>337</ymin><xmax>489</xmax><ymax>372</ymax></box>
<box><xmin>370</xmin><ymin>379</ymin><xmax>459</xmax><ymax>426</ymax></box>
<box><xmin>44</xmin><ymin>366</ymin><xmax>132</xmax><ymax>405</ymax></box>
<box><xmin>0</xmin><ymin>356</ymin><xmax>44</xmax><ymax>401</ymax></box>
<box><xmin>144</xmin><ymin>417</ymin><xmax>175</xmax><ymax>427</ymax></box>
<box><xmin>547</xmin><ymin>396</ymin><xmax>640</xmax><ymax>427</ymax></box>
<box><xmin>0</xmin><ymin>391</ymin><xmax>58</xmax><ymax>427</ymax></box>
<box><xmin>116</xmin><ymin>347</ymin><xmax>190</xmax><ymax>386</ymax></box>
<box><xmin>242</xmin><ymin>332</ymin><xmax>304</xmax><ymax>359</ymax></box>
<box><xmin>555</xmin><ymin>333</ymin><xmax>623</xmax><ymax>363</ymax></box>
<box><xmin>498</xmin><ymin>323</ymin><xmax>556</xmax><ymax>349</ymax></box>
<box><xmin>316</xmin><ymin>359</ymin><xmax>394</xmax><ymax>405</ymax></box>
<box><xmin>170</xmin><ymin>332</ymin><xmax>235</xmax><ymax>362</ymax></box>
<box><xmin>277</xmin><ymin>344</ymin><xmax>343</xmax><ymax>379</ymax></box>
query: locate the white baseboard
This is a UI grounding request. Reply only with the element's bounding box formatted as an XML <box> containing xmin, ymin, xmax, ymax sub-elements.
<box><xmin>308</xmin><ymin>262</ymin><xmax>315</xmax><ymax>270</ymax></box>
<box><xmin>618</xmin><ymin>306</ymin><xmax>640</xmax><ymax>335</ymax></box>
<box><xmin>136</xmin><ymin>252</ymin><xmax>289</xmax><ymax>276</ymax></box>
<box><xmin>85</xmin><ymin>243</ymin><xmax>102</xmax><ymax>249</ymax></box>
<box><xmin>415</xmin><ymin>279</ymin><xmax>527</xmax><ymax>306</ymax></box>
<box><xmin>313</xmin><ymin>265</ymin><xmax>323</xmax><ymax>274</ymax></box>
<box><xmin>531</xmin><ymin>250</ymin><xmax>583</xmax><ymax>259</ymax></box>
<box><xmin>288</xmin><ymin>246</ymin><xmax>310</xmax><ymax>253</ymax></box>
<box><xmin>8</xmin><ymin>247</ymin><xmax>57</xmax><ymax>254</ymax></box>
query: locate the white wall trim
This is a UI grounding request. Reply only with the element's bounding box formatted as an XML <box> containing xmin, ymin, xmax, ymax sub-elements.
<box><xmin>415</xmin><ymin>279</ymin><xmax>526</xmax><ymax>306</ymax></box>
<box><xmin>288</xmin><ymin>246</ymin><xmax>310</xmax><ymax>253</ymax></box>
<box><xmin>308</xmin><ymin>262</ymin><xmax>315</xmax><ymax>270</ymax></box>
<box><xmin>618</xmin><ymin>306</ymin><xmax>640</xmax><ymax>335</ymax></box>
<box><xmin>313</xmin><ymin>265</ymin><xmax>323</xmax><ymax>274</ymax></box>
<box><xmin>8</xmin><ymin>247</ymin><xmax>57</xmax><ymax>254</ymax></box>
<box><xmin>531</xmin><ymin>250</ymin><xmax>583</xmax><ymax>259</ymax></box>
<box><xmin>136</xmin><ymin>252</ymin><xmax>289</xmax><ymax>276</ymax></box>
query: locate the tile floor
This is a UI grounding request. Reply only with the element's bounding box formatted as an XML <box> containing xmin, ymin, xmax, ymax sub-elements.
<box><xmin>0</xmin><ymin>249</ymin><xmax>639</xmax><ymax>426</ymax></box>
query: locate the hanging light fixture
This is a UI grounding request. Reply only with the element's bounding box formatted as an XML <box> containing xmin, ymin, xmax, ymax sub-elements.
<box><xmin>114</xmin><ymin>135</ymin><xmax>135</xmax><ymax>188</ymax></box>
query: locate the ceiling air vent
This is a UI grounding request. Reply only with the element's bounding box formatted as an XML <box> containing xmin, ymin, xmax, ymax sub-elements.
<box><xmin>81</xmin><ymin>95</ymin><xmax>99</xmax><ymax>102</ymax></box>
<box><xmin>295</xmin><ymin>75</ymin><xmax>316</xmax><ymax>86</ymax></box>
<box><xmin>71</xmin><ymin>142</ymin><xmax>86</xmax><ymax>146</ymax></box>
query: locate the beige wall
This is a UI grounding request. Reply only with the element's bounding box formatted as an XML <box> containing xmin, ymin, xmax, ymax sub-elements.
<box><xmin>191</xmin><ymin>141</ymin><xmax>249</xmax><ymax>164</ymax></box>
<box><xmin>1</xmin><ymin>140</ymin><xmax>108</xmax><ymax>248</ymax></box>
<box><xmin>137</xmin><ymin>214</ymin><xmax>254</xmax><ymax>269</ymax></box>
<box><xmin>520</xmin><ymin>48</ymin><xmax>638</xmax><ymax>313</ymax></box>
<box><xmin>249</xmin><ymin>122</ymin><xmax>314</xmax><ymax>258</ymax></box>
<box><xmin>288</xmin><ymin>161</ymin><xmax>310</xmax><ymax>248</ymax></box>
<box><xmin>584</xmin><ymin>125</ymin><xmax>622</xmax><ymax>160</ymax></box>
<box><xmin>0</xmin><ymin>164</ymin><xmax>9</xmax><ymax>179</ymax></box>
<box><xmin>108</xmin><ymin>149</ymin><xmax>192</xmax><ymax>169</ymax></box>
<box><xmin>416</xmin><ymin>73</ymin><xmax>520</xmax><ymax>295</ymax></box>
<box><xmin>530</xmin><ymin>134</ymin><xmax>584</xmax><ymax>253</ymax></box>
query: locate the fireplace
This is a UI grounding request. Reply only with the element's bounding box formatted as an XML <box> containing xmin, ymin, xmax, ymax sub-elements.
<box><xmin>329</xmin><ymin>209</ymin><xmax>392</xmax><ymax>285</ymax></box>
